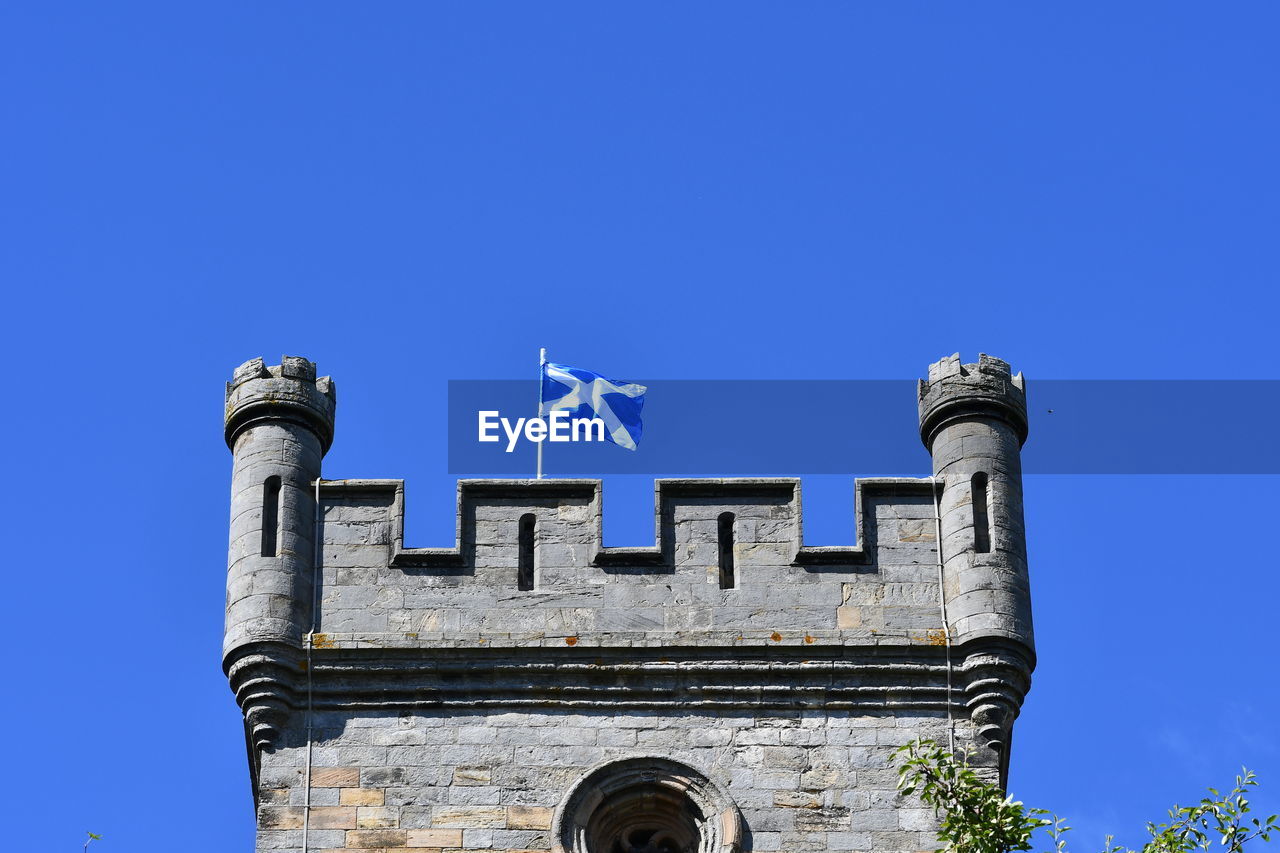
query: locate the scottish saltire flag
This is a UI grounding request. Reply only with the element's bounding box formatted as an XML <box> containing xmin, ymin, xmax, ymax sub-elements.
<box><xmin>541</xmin><ymin>363</ymin><xmax>647</xmax><ymax>450</ymax></box>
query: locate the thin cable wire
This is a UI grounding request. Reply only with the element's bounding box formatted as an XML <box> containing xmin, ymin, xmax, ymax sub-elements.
<box><xmin>301</xmin><ymin>476</ymin><xmax>321</xmax><ymax>853</ymax></box>
<box><xmin>931</xmin><ymin>475</ymin><xmax>956</xmax><ymax>754</ymax></box>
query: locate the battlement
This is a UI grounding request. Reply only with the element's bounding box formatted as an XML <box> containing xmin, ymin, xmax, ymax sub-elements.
<box><xmin>224</xmin><ymin>355</ymin><xmax>337</xmax><ymax>452</ymax></box>
<box><xmin>310</xmin><ymin>476</ymin><xmax>950</xmax><ymax>649</ymax></box>
<box><xmin>222</xmin><ymin>353</ymin><xmax>1037</xmax><ymax>794</ymax></box>
<box><xmin>227</xmin><ymin>354</ymin><xmax>337</xmax><ymax>394</ymax></box>
<box><xmin>919</xmin><ymin>352</ymin><xmax>1028</xmax><ymax>447</ymax></box>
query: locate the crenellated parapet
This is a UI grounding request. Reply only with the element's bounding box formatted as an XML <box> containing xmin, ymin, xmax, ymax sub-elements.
<box><xmin>299</xmin><ymin>474</ymin><xmax>1031</xmax><ymax>762</ymax></box>
<box><xmin>311</xmin><ymin>476</ymin><xmax>944</xmax><ymax>641</ymax></box>
<box><xmin>225</xmin><ymin>355</ymin><xmax>336</xmax><ymax>453</ymax></box>
<box><xmin>359</xmin><ymin>476</ymin><xmax>936</xmax><ymax>571</ymax></box>
<box><xmin>221</xmin><ymin>354</ymin><xmax>1037</xmax><ymax>788</ymax></box>
<box><xmin>918</xmin><ymin>352</ymin><xmax>1027</xmax><ymax>449</ymax></box>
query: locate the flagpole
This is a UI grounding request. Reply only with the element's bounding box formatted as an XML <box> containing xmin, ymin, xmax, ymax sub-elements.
<box><xmin>536</xmin><ymin>347</ymin><xmax>547</xmax><ymax>479</ymax></box>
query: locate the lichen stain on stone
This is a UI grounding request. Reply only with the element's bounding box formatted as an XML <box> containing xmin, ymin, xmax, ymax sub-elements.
<box><xmin>770</xmin><ymin>631</ymin><xmax>782</xmax><ymax>642</ymax></box>
<box><xmin>926</xmin><ymin>629</ymin><xmax>947</xmax><ymax>646</ymax></box>
<box><xmin>311</xmin><ymin>633</ymin><xmax>334</xmax><ymax>649</ymax></box>
<box><xmin>803</xmin><ymin>634</ymin><xmax>815</xmax><ymax>644</ymax></box>
<box><xmin>897</xmin><ymin>520</ymin><xmax>937</xmax><ymax>543</ymax></box>
<box><xmin>565</xmin><ymin>636</ymin><xmax>579</xmax><ymax>646</ymax></box>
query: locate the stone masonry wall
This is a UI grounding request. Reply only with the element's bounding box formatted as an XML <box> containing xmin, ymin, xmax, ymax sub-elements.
<box><xmin>256</xmin><ymin>708</ymin><xmax>974</xmax><ymax>853</ymax></box>
<box><xmin>224</xmin><ymin>355</ymin><xmax>1036</xmax><ymax>853</ymax></box>
<box><xmin>238</xmin><ymin>477</ymin><xmax>980</xmax><ymax>853</ymax></box>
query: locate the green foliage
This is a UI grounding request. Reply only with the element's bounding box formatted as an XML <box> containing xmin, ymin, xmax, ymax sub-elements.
<box><xmin>895</xmin><ymin>739</ymin><xmax>1053</xmax><ymax>853</ymax></box>
<box><xmin>895</xmin><ymin>739</ymin><xmax>1279</xmax><ymax>853</ymax></box>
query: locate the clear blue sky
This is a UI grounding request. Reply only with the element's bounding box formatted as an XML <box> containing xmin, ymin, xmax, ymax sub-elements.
<box><xmin>2</xmin><ymin>3</ymin><xmax>1277</xmax><ymax>851</ymax></box>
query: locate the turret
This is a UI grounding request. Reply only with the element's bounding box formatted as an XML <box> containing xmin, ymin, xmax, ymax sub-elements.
<box><xmin>223</xmin><ymin>355</ymin><xmax>335</xmax><ymax>751</ymax></box>
<box><xmin>919</xmin><ymin>353</ymin><xmax>1033</xmax><ymax>761</ymax></box>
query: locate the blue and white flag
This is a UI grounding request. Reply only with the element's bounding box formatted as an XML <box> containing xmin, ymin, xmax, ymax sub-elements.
<box><xmin>541</xmin><ymin>363</ymin><xmax>646</xmax><ymax>450</ymax></box>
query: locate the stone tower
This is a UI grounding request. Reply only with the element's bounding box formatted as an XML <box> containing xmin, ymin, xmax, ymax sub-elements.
<box><xmin>222</xmin><ymin>354</ymin><xmax>1035</xmax><ymax>853</ymax></box>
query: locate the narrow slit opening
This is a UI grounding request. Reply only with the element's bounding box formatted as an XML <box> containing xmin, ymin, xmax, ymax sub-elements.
<box><xmin>518</xmin><ymin>513</ymin><xmax>536</xmax><ymax>591</ymax></box>
<box><xmin>971</xmin><ymin>472</ymin><xmax>990</xmax><ymax>554</ymax></box>
<box><xmin>261</xmin><ymin>476</ymin><xmax>282</xmax><ymax>557</ymax></box>
<box><xmin>718</xmin><ymin>512</ymin><xmax>736</xmax><ymax>590</ymax></box>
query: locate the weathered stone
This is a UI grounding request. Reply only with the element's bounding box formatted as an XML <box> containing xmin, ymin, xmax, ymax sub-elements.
<box><xmin>340</xmin><ymin>788</ymin><xmax>385</xmax><ymax>806</ymax></box>
<box><xmin>311</xmin><ymin>767</ymin><xmax>360</xmax><ymax>788</ymax></box>
<box><xmin>406</xmin><ymin>828</ymin><xmax>464</xmax><ymax>847</ymax></box>
<box><xmin>344</xmin><ymin>829</ymin><xmax>407</xmax><ymax>848</ymax></box>
<box><xmin>431</xmin><ymin>806</ymin><xmax>508</xmax><ymax>828</ymax></box>
<box><xmin>258</xmin><ymin>806</ymin><xmax>303</xmax><ymax>830</ymax></box>
<box><xmin>355</xmin><ymin>806</ymin><xmax>397</xmax><ymax>829</ymax></box>
<box><xmin>505</xmin><ymin>806</ymin><xmax>553</xmax><ymax>830</ymax></box>
<box><xmin>451</xmin><ymin>766</ymin><xmax>491</xmax><ymax>786</ymax></box>
<box><xmin>224</xmin><ymin>355</ymin><xmax>1037</xmax><ymax>853</ymax></box>
<box><xmin>309</xmin><ymin>807</ymin><xmax>357</xmax><ymax>830</ymax></box>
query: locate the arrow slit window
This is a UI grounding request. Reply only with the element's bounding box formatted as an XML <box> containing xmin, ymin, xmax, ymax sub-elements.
<box><xmin>518</xmin><ymin>513</ymin><xmax>536</xmax><ymax>590</ymax></box>
<box><xmin>718</xmin><ymin>512</ymin><xmax>736</xmax><ymax>589</ymax></box>
<box><xmin>261</xmin><ymin>476</ymin><xmax>281</xmax><ymax>558</ymax></box>
<box><xmin>971</xmin><ymin>472</ymin><xmax>991</xmax><ymax>554</ymax></box>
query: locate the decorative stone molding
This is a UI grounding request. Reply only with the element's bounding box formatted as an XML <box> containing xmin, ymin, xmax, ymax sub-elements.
<box><xmin>304</xmin><ymin>646</ymin><xmax>963</xmax><ymax>712</ymax></box>
<box><xmin>553</xmin><ymin>756</ymin><xmax>742</xmax><ymax>853</ymax></box>
<box><xmin>224</xmin><ymin>642</ymin><xmax>302</xmax><ymax>752</ymax></box>
<box><xmin>958</xmin><ymin>643</ymin><xmax>1034</xmax><ymax>755</ymax></box>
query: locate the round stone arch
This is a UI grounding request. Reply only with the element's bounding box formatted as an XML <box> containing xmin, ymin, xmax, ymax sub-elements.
<box><xmin>551</xmin><ymin>756</ymin><xmax>743</xmax><ymax>853</ymax></box>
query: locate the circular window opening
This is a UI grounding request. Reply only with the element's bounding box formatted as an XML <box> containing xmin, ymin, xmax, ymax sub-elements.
<box><xmin>554</xmin><ymin>757</ymin><xmax>741</xmax><ymax>853</ymax></box>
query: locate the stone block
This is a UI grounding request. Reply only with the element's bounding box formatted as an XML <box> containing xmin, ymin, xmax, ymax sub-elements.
<box><xmin>827</xmin><ymin>830</ymin><xmax>874</xmax><ymax>850</ymax></box>
<box><xmin>311</xmin><ymin>767</ymin><xmax>361</xmax><ymax>788</ymax></box>
<box><xmin>763</xmin><ymin>746</ymin><xmax>809</xmax><ymax>770</ymax></box>
<box><xmin>341</xmin><ymin>788</ymin><xmax>385</xmax><ymax>806</ymax></box>
<box><xmin>356</xmin><ymin>806</ymin><xmax>398</xmax><ymax>829</ymax></box>
<box><xmin>309</xmin><ymin>806</ymin><xmax>357</xmax><ymax>829</ymax></box>
<box><xmin>258</xmin><ymin>806</ymin><xmax>303</xmax><ymax>830</ymax></box>
<box><xmin>462</xmin><ymin>828</ymin><xmax>494</xmax><ymax>848</ymax></box>
<box><xmin>432</xmin><ymin>806</ymin><xmax>509</xmax><ymax>828</ymax></box>
<box><xmin>506</xmin><ymin>806</ymin><xmax>553</xmax><ymax>830</ymax></box>
<box><xmin>774</xmin><ymin>791</ymin><xmax>820</xmax><ymax>809</ymax></box>
<box><xmin>362</xmin><ymin>767</ymin><xmax>410</xmax><ymax>787</ymax></box>
<box><xmin>447</xmin><ymin>785</ymin><xmax>502</xmax><ymax>806</ymax></box>
<box><xmin>345</xmin><ymin>829</ymin><xmax>408</xmax><ymax>848</ymax></box>
<box><xmin>373</xmin><ymin>728</ymin><xmax>428</xmax><ymax>746</ymax></box>
<box><xmin>452</xmin><ymin>766</ymin><xmax>492</xmax><ymax>786</ymax></box>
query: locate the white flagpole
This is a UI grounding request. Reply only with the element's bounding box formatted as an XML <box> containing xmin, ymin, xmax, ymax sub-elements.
<box><xmin>536</xmin><ymin>347</ymin><xmax>547</xmax><ymax>479</ymax></box>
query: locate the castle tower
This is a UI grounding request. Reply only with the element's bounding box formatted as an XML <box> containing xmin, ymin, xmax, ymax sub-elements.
<box><xmin>918</xmin><ymin>353</ymin><xmax>1034</xmax><ymax>764</ymax></box>
<box><xmin>223</xmin><ymin>356</ymin><xmax>336</xmax><ymax>752</ymax></box>
<box><xmin>222</xmin><ymin>354</ymin><xmax>1035</xmax><ymax>853</ymax></box>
